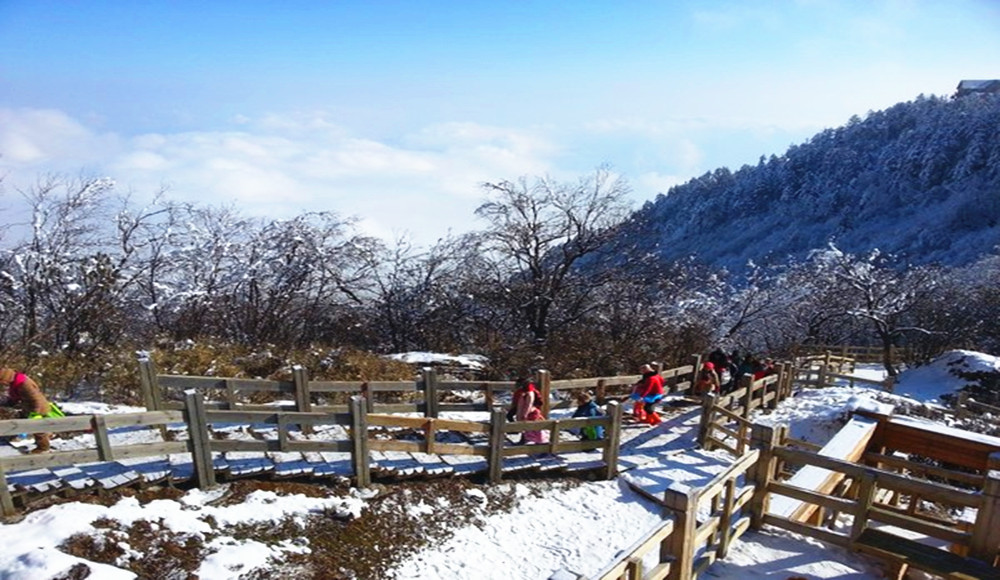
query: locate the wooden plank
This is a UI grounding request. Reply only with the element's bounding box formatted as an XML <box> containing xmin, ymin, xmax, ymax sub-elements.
<box><xmin>167</xmin><ymin>453</ymin><xmax>195</xmax><ymax>483</ymax></box>
<box><xmin>437</xmin><ymin>403</ymin><xmax>489</xmax><ymax>413</ymax></box>
<box><xmin>853</xmin><ymin>528</ymin><xmax>1000</xmax><ymax>580</ymax></box>
<box><xmin>222</xmin><ymin>453</ymin><xmax>275</xmax><ymax>477</ymax></box>
<box><xmin>768</xmin><ymin>481</ymin><xmax>857</xmax><ymax>514</ymax></box>
<box><xmin>776</xmin><ymin>417</ymin><xmax>877</xmax><ymax>523</ymax></box>
<box><xmin>115</xmin><ymin>457</ymin><xmax>171</xmax><ymax>485</ymax></box>
<box><xmin>440</xmin><ymin>453</ymin><xmax>488</xmax><ymax>475</ymax></box>
<box><xmin>50</xmin><ymin>464</ymin><xmax>96</xmax><ymax>490</ymax></box>
<box><xmin>408</xmin><ymin>452</ymin><xmax>454</xmax><ymax>476</ymax></box>
<box><xmin>272</xmin><ymin>456</ymin><xmax>314</xmax><ymax>479</ymax></box>
<box><xmin>369</xmin><ymin>440</ymin><xmax>423</xmax><ymax>454</ymax></box>
<box><xmin>103</xmin><ymin>411</ymin><xmax>185</xmax><ymax>428</ymax></box>
<box><xmin>879</xmin><ymin>419</ymin><xmax>1000</xmax><ymax>472</ymax></box>
<box><xmin>868</xmin><ymin>505</ymin><xmax>972</xmax><ymax>545</ymax></box>
<box><xmin>429</xmin><ymin>418</ymin><xmax>491</xmax><ymax>433</ymax></box>
<box><xmin>0</xmin><ymin>416</ymin><xmax>92</xmax><ymax>436</ymax></box>
<box><xmin>7</xmin><ymin>468</ymin><xmax>65</xmax><ymax>495</ymax></box>
<box><xmin>4</xmin><ymin>449</ymin><xmax>103</xmax><ymax>472</ymax></box>
<box><xmin>761</xmin><ymin>513</ymin><xmax>850</xmax><ymax>548</ymax></box>
<box><xmin>76</xmin><ymin>462</ymin><xmax>142</xmax><ymax>490</ymax></box>
<box><xmin>0</xmin><ymin>461</ymin><xmax>15</xmax><ymax>516</ymax></box>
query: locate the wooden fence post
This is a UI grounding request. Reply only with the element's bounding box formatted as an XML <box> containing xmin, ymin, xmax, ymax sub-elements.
<box><xmin>224</xmin><ymin>379</ymin><xmax>238</xmax><ymax>410</ymax></box>
<box><xmin>603</xmin><ymin>401</ymin><xmax>622</xmax><ymax>480</ymax></box>
<box><xmin>91</xmin><ymin>415</ymin><xmax>114</xmax><ymax>462</ymax></box>
<box><xmin>293</xmin><ymin>365</ymin><xmax>313</xmax><ymax>435</ymax></box>
<box><xmin>970</xmin><ymin>452</ymin><xmax>1000</xmax><ymax>562</ymax></box>
<box><xmin>740</xmin><ymin>374</ymin><xmax>754</xmax><ymax>420</ymax></box>
<box><xmin>537</xmin><ymin>369</ymin><xmax>552</xmax><ymax>418</ymax></box>
<box><xmin>850</xmin><ymin>469</ymin><xmax>877</xmax><ymax>541</ymax></box>
<box><xmin>779</xmin><ymin>362</ymin><xmax>793</xmax><ymax>401</ymax></box>
<box><xmin>488</xmin><ymin>407</ymin><xmax>505</xmax><ymax>484</ymax></box>
<box><xmin>138</xmin><ymin>358</ymin><xmax>163</xmax><ymax>411</ymax></box>
<box><xmin>0</xmin><ymin>461</ymin><xmax>14</xmax><ymax>517</ymax></box>
<box><xmin>184</xmin><ymin>390</ymin><xmax>216</xmax><ymax>489</ymax></box>
<box><xmin>717</xmin><ymin>478</ymin><xmax>737</xmax><ymax>559</ymax></box>
<box><xmin>689</xmin><ymin>354</ymin><xmax>702</xmax><ymax>395</ymax></box>
<box><xmin>360</xmin><ymin>382</ymin><xmax>374</xmax><ymax>414</ymax></box>
<box><xmin>749</xmin><ymin>424</ymin><xmax>779</xmax><ymax>530</ymax></box>
<box><xmin>422</xmin><ymin>367</ymin><xmax>439</xmax><ymax>418</ymax></box>
<box><xmin>664</xmin><ymin>483</ymin><xmax>697</xmax><ymax>580</ymax></box>
<box><xmin>956</xmin><ymin>391</ymin><xmax>969</xmax><ymax>419</ymax></box>
<box><xmin>484</xmin><ymin>382</ymin><xmax>495</xmax><ymax>410</ymax></box>
<box><xmin>139</xmin><ymin>358</ymin><xmax>169</xmax><ymax>440</ymax></box>
<box><xmin>293</xmin><ymin>365</ymin><xmax>311</xmax><ymax>413</ymax></box>
<box><xmin>350</xmin><ymin>395</ymin><xmax>371</xmax><ymax>488</ymax></box>
<box><xmin>697</xmin><ymin>393</ymin><xmax>716</xmax><ymax>450</ymax></box>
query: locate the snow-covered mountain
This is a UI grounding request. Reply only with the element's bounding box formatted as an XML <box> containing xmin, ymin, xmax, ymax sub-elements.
<box><xmin>617</xmin><ymin>92</ymin><xmax>1000</xmax><ymax>273</ymax></box>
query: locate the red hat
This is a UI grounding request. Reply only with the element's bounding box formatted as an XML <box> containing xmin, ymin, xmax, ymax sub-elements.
<box><xmin>703</xmin><ymin>362</ymin><xmax>714</xmax><ymax>370</ymax></box>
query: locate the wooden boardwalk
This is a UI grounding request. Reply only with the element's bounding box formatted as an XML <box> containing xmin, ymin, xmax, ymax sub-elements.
<box><xmin>0</xmin><ymin>404</ymin><xmax>703</xmax><ymax>507</ymax></box>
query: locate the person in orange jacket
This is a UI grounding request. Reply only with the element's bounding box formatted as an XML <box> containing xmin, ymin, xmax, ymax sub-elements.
<box><xmin>630</xmin><ymin>364</ymin><xmax>665</xmax><ymax>426</ymax></box>
<box><xmin>0</xmin><ymin>368</ymin><xmax>64</xmax><ymax>453</ymax></box>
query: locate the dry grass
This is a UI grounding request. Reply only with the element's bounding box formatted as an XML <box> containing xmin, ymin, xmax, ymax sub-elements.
<box><xmin>53</xmin><ymin>476</ymin><xmax>579</xmax><ymax>579</ymax></box>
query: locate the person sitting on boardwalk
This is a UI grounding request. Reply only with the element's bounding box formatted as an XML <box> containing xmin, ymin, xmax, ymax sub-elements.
<box><xmin>630</xmin><ymin>364</ymin><xmax>665</xmax><ymax>426</ymax></box>
<box><xmin>694</xmin><ymin>361</ymin><xmax>720</xmax><ymax>396</ymax></box>
<box><xmin>0</xmin><ymin>368</ymin><xmax>65</xmax><ymax>453</ymax></box>
<box><xmin>571</xmin><ymin>391</ymin><xmax>604</xmax><ymax>440</ymax></box>
<box><xmin>510</xmin><ymin>377</ymin><xmax>547</xmax><ymax>444</ymax></box>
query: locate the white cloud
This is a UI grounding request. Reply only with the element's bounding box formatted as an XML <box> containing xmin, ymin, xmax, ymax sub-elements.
<box><xmin>0</xmin><ymin>109</ymin><xmax>565</xmax><ymax>247</ymax></box>
<box><xmin>635</xmin><ymin>171</ymin><xmax>686</xmax><ymax>198</ymax></box>
<box><xmin>0</xmin><ymin>108</ymin><xmax>120</xmax><ymax>166</ymax></box>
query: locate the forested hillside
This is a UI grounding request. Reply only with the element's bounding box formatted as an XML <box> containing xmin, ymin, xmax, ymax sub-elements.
<box><xmin>620</xmin><ymin>93</ymin><xmax>1000</xmax><ymax>273</ymax></box>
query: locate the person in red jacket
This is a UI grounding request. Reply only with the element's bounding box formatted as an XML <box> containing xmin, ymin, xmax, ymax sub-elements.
<box><xmin>630</xmin><ymin>364</ymin><xmax>665</xmax><ymax>426</ymax></box>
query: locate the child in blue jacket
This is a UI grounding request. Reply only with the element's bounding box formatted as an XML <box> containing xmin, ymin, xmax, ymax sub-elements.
<box><xmin>572</xmin><ymin>391</ymin><xmax>605</xmax><ymax>440</ymax></box>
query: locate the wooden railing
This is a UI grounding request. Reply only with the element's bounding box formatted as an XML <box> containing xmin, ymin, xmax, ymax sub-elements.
<box><xmin>0</xmin><ymin>410</ymin><xmax>188</xmax><ymax>515</ymax></box>
<box><xmin>697</xmin><ymin>366</ymin><xmax>793</xmax><ymax>456</ymax></box>
<box><xmin>956</xmin><ymin>393</ymin><xmax>1000</xmax><ymax>423</ymax></box>
<box><xmin>139</xmin><ymin>356</ymin><xmax>702</xmax><ymax>420</ymax></box>
<box><xmin>582</xmin><ymin>446</ymin><xmax>761</xmax><ymax>580</ymax></box>
<box><xmin>793</xmin><ymin>344</ymin><xmax>913</xmax><ymax>365</ymax></box>
<box><xmin>586</xmin><ymin>360</ymin><xmax>1000</xmax><ymax>580</ymax></box>
<box><xmin>0</xmin><ymin>390</ymin><xmax>623</xmax><ymax>516</ymax></box>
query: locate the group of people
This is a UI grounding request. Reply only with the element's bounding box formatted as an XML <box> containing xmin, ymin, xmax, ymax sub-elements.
<box><xmin>694</xmin><ymin>349</ymin><xmax>778</xmax><ymax>396</ymax></box>
<box><xmin>506</xmin><ymin>362</ymin><xmax>666</xmax><ymax>444</ymax></box>
<box><xmin>505</xmin><ymin>349</ymin><xmax>783</xmax><ymax>444</ymax></box>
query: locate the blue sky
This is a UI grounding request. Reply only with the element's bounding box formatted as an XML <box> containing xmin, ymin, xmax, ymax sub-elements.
<box><xmin>2</xmin><ymin>1</ymin><xmax>999</xmax><ymax>246</ymax></box>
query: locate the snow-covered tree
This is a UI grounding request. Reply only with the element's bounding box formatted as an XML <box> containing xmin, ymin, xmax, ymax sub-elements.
<box><xmin>472</xmin><ymin>166</ymin><xmax>632</xmax><ymax>354</ymax></box>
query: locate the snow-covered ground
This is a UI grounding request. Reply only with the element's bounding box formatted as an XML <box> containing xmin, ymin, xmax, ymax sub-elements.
<box><xmin>0</xmin><ymin>349</ymin><xmax>997</xmax><ymax>580</ymax></box>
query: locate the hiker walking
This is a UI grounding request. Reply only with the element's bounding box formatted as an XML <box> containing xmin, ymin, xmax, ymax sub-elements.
<box><xmin>0</xmin><ymin>368</ymin><xmax>65</xmax><ymax>453</ymax></box>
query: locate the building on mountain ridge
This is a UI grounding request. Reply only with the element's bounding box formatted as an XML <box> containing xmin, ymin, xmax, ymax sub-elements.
<box><xmin>955</xmin><ymin>79</ymin><xmax>1000</xmax><ymax>97</ymax></box>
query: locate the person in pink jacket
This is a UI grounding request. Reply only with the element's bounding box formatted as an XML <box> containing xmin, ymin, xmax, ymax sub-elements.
<box><xmin>509</xmin><ymin>377</ymin><xmax>548</xmax><ymax>444</ymax></box>
<box><xmin>0</xmin><ymin>368</ymin><xmax>65</xmax><ymax>453</ymax></box>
